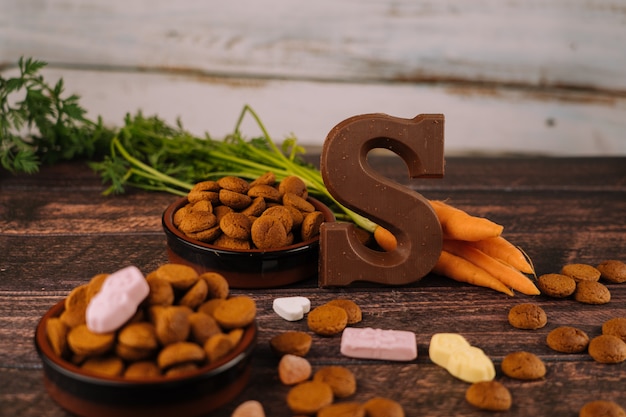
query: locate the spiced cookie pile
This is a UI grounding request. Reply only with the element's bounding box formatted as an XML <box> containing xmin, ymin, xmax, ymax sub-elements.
<box><xmin>45</xmin><ymin>263</ymin><xmax>255</xmax><ymax>379</ymax></box>
<box><xmin>174</xmin><ymin>173</ymin><xmax>326</xmax><ymax>250</ymax></box>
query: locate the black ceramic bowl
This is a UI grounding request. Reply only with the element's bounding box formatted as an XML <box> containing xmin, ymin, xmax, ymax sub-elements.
<box><xmin>35</xmin><ymin>300</ymin><xmax>256</xmax><ymax>417</ymax></box>
<box><xmin>162</xmin><ymin>197</ymin><xmax>335</xmax><ymax>288</ymax></box>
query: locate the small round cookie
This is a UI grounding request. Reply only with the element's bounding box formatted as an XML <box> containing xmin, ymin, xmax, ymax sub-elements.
<box><xmin>213</xmin><ymin>296</ymin><xmax>256</xmax><ymax>329</ymax></box>
<box><xmin>279</xmin><ymin>176</ymin><xmax>308</xmax><ymax>198</ymax></box>
<box><xmin>269</xmin><ymin>331</ymin><xmax>313</xmax><ymax>357</ymax></box>
<box><xmin>219</xmin><ymin>189</ymin><xmax>252</xmax><ymax>210</ymax></box>
<box><xmin>248</xmin><ymin>184</ymin><xmax>283</xmax><ymax>202</ymax></box>
<box><xmin>501</xmin><ymin>351</ymin><xmax>546</xmax><ymax>380</ymax></box>
<box><xmin>177</xmin><ymin>211</ymin><xmax>218</xmax><ymax>234</ymax></box>
<box><xmin>217</xmin><ymin>176</ymin><xmax>250</xmax><ymax>194</ymax></box>
<box><xmin>301</xmin><ymin>211</ymin><xmax>324</xmax><ymax>241</ymax></box>
<box><xmin>204</xmin><ymin>333</ymin><xmax>234</xmax><ymax>363</ymax></box>
<box><xmin>286</xmin><ymin>380</ymin><xmax>334</xmax><ymax>415</ymax></box>
<box><xmin>546</xmin><ymin>326</ymin><xmax>589</xmax><ymax>353</ymax></box>
<box><xmin>325</xmin><ymin>299</ymin><xmax>362</xmax><ymax>325</ymax></box>
<box><xmin>188</xmin><ymin>312</ymin><xmax>222</xmax><ymax>345</ymax></box>
<box><xmin>307</xmin><ymin>304</ymin><xmax>348</xmax><ymax>336</ymax></box>
<box><xmin>250</xmin><ymin>171</ymin><xmax>276</xmax><ymax>187</ymax></box>
<box><xmin>187</xmin><ymin>181</ymin><xmax>220</xmax><ymax>204</ymax></box>
<box><xmin>157</xmin><ymin>341</ymin><xmax>206</xmax><ymax>370</ymax></box>
<box><xmin>199</xmin><ymin>272</ymin><xmax>229</xmax><ymax>299</ymax></box>
<box><xmin>313</xmin><ymin>366</ymin><xmax>357</xmax><ymax>398</ymax></box>
<box><xmin>465</xmin><ymin>380</ymin><xmax>512</xmax><ymax>411</ymax></box>
<box><xmin>579</xmin><ymin>400</ymin><xmax>626</xmax><ymax>417</ymax></box>
<box><xmin>178</xmin><ymin>278</ymin><xmax>209</xmax><ymax>310</ymax></box>
<box><xmin>363</xmin><ymin>397</ymin><xmax>405</xmax><ymax>417</ymax></box>
<box><xmin>537</xmin><ymin>273</ymin><xmax>576</xmax><ymax>298</ymax></box>
<box><xmin>602</xmin><ymin>317</ymin><xmax>626</xmax><ymax>343</ymax></box>
<box><xmin>118</xmin><ymin>322</ymin><xmax>159</xmax><ymax>350</ymax></box>
<box><xmin>262</xmin><ymin>205</ymin><xmax>294</xmax><ymax>232</ymax></box>
<box><xmin>231</xmin><ymin>400</ymin><xmax>266</xmax><ymax>417</ymax></box>
<box><xmin>251</xmin><ymin>215</ymin><xmax>289</xmax><ymax>249</ymax></box>
<box><xmin>241</xmin><ymin>196</ymin><xmax>267</xmax><ymax>217</ymax></box>
<box><xmin>574</xmin><ymin>280</ymin><xmax>611</xmax><ymax>305</ymax></box>
<box><xmin>588</xmin><ymin>334</ymin><xmax>626</xmax><ymax>364</ymax></box>
<box><xmin>220</xmin><ymin>212</ymin><xmax>253</xmax><ymax>240</ymax></box>
<box><xmin>150</xmin><ymin>305</ymin><xmax>191</xmax><ymax>345</ymax></box>
<box><xmin>81</xmin><ymin>355</ymin><xmax>125</xmax><ymax>377</ymax></box>
<box><xmin>212</xmin><ymin>234</ymin><xmax>251</xmax><ymax>250</ymax></box>
<box><xmin>62</xmin><ymin>284</ymin><xmax>89</xmax><ymax>328</ymax></box>
<box><xmin>278</xmin><ymin>354</ymin><xmax>312</xmax><ymax>386</ymax></box>
<box><xmin>508</xmin><ymin>303</ymin><xmax>547</xmax><ymax>330</ymax></box>
<box><xmin>155</xmin><ymin>263</ymin><xmax>199</xmax><ymax>290</ymax></box>
<box><xmin>318</xmin><ymin>402</ymin><xmax>366</xmax><ymax>417</ymax></box>
<box><xmin>46</xmin><ymin>317</ymin><xmax>69</xmax><ymax>357</ymax></box>
<box><xmin>197</xmin><ymin>298</ymin><xmax>225</xmax><ymax>317</ymax></box>
<box><xmin>561</xmin><ymin>263</ymin><xmax>601</xmax><ymax>282</ymax></box>
<box><xmin>596</xmin><ymin>260</ymin><xmax>626</xmax><ymax>284</ymax></box>
<box><xmin>124</xmin><ymin>361</ymin><xmax>161</xmax><ymax>379</ymax></box>
<box><xmin>67</xmin><ymin>324</ymin><xmax>115</xmax><ymax>357</ymax></box>
<box><xmin>283</xmin><ymin>192</ymin><xmax>315</xmax><ymax>213</ymax></box>
<box><xmin>145</xmin><ymin>275</ymin><xmax>175</xmax><ymax>306</ymax></box>
<box><xmin>165</xmin><ymin>363</ymin><xmax>199</xmax><ymax>377</ymax></box>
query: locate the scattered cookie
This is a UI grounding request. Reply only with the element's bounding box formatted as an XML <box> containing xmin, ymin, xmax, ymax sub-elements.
<box><xmin>508</xmin><ymin>303</ymin><xmax>547</xmax><ymax>330</ymax></box>
<box><xmin>465</xmin><ymin>380</ymin><xmax>512</xmax><ymax>411</ymax></box>
<box><xmin>546</xmin><ymin>326</ymin><xmax>590</xmax><ymax>353</ymax></box>
<box><xmin>307</xmin><ymin>304</ymin><xmax>348</xmax><ymax>336</ymax></box>
<box><xmin>588</xmin><ymin>335</ymin><xmax>626</xmax><ymax>364</ymax></box>
<box><xmin>269</xmin><ymin>331</ymin><xmax>313</xmax><ymax>357</ymax></box>
<box><xmin>602</xmin><ymin>317</ymin><xmax>626</xmax><ymax>343</ymax></box>
<box><xmin>313</xmin><ymin>366</ymin><xmax>357</xmax><ymax>398</ymax></box>
<box><xmin>363</xmin><ymin>397</ymin><xmax>405</xmax><ymax>417</ymax></box>
<box><xmin>501</xmin><ymin>351</ymin><xmax>546</xmax><ymax>380</ymax></box>
<box><xmin>231</xmin><ymin>400</ymin><xmax>266</xmax><ymax>417</ymax></box>
<box><xmin>537</xmin><ymin>273</ymin><xmax>576</xmax><ymax>298</ymax></box>
<box><xmin>286</xmin><ymin>380</ymin><xmax>334</xmax><ymax>415</ymax></box>
<box><xmin>317</xmin><ymin>402</ymin><xmax>365</xmax><ymax>417</ymax></box>
<box><xmin>561</xmin><ymin>263</ymin><xmax>601</xmax><ymax>282</ymax></box>
<box><xmin>596</xmin><ymin>260</ymin><xmax>626</xmax><ymax>284</ymax></box>
<box><xmin>326</xmin><ymin>299</ymin><xmax>362</xmax><ymax>324</ymax></box>
<box><xmin>579</xmin><ymin>400</ymin><xmax>626</xmax><ymax>417</ymax></box>
<box><xmin>278</xmin><ymin>354</ymin><xmax>312</xmax><ymax>385</ymax></box>
<box><xmin>574</xmin><ymin>280</ymin><xmax>611</xmax><ymax>304</ymax></box>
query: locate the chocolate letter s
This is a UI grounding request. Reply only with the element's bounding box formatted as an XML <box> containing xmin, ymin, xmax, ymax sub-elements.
<box><xmin>319</xmin><ymin>113</ymin><xmax>444</xmax><ymax>286</ymax></box>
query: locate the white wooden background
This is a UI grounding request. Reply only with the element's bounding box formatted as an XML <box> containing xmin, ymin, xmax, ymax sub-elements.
<box><xmin>1</xmin><ymin>0</ymin><xmax>625</xmax><ymax>156</ymax></box>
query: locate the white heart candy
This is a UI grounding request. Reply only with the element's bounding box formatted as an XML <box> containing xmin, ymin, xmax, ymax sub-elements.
<box><xmin>272</xmin><ymin>296</ymin><xmax>311</xmax><ymax>321</ymax></box>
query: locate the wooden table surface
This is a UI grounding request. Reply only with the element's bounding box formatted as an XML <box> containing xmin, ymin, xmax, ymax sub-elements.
<box><xmin>1</xmin><ymin>156</ymin><xmax>625</xmax><ymax>416</ymax></box>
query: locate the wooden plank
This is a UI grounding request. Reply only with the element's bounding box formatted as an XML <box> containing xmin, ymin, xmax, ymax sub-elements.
<box><xmin>1</xmin><ymin>68</ymin><xmax>625</xmax><ymax>155</ymax></box>
<box><xmin>2</xmin><ymin>0</ymin><xmax>626</xmax><ymax>92</ymax></box>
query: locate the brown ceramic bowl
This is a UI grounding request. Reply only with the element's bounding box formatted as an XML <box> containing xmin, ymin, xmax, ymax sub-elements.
<box><xmin>162</xmin><ymin>197</ymin><xmax>335</xmax><ymax>288</ymax></box>
<box><xmin>35</xmin><ymin>300</ymin><xmax>256</xmax><ymax>417</ymax></box>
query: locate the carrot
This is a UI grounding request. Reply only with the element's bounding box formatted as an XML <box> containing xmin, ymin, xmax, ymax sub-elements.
<box><xmin>429</xmin><ymin>200</ymin><xmax>503</xmax><ymax>242</ymax></box>
<box><xmin>466</xmin><ymin>236</ymin><xmax>534</xmax><ymax>274</ymax></box>
<box><xmin>432</xmin><ymin>250</ymin><xmax>514</xmax><ymax>296</ymax></box>
<box><xmin>373</xmin><ymin>225</ymin><xmax>397</xmax><ymax>252</ymax></box>
<box><xmin>443</xmin><ymin>240</ymin><xmax>540</xmax><ymax>295</ymax></box>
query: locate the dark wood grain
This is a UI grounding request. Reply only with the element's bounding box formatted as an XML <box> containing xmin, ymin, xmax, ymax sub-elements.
<box><xmin>1</xmin><ymin>157</ymin><xmax>625</xmax><ymax>417</ymax></box>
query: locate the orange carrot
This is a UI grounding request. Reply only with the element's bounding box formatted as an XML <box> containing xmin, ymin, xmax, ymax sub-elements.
<box><xmin>429</xmin><ymin>200</ymin><xmax>503</xmax><ymax>242</ymax></box>
<box><xmin>443</xmin><ymin>240</ymin><xmax>540</xmax><ymax>295</ymax></box>
<box><xmin>466</xmin><ymin>236</ymin><xmax>534</xmax><ymax>274</ymax></box>
<box><xmin>373</xmin><ymin>225</ymin><xmax>397</xmax><ymax>252</ymax></box>
<box><xmin>432</xmin><ymin>250</ymin><xmax>514</xmax><ymax>296</ymax></box>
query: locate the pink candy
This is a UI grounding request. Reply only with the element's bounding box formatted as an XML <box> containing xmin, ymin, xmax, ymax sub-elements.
<box><xmin>85</xmin><ymin>266</ymin><xmax>149</xmax><ymax>334</ymax></box>
<box><xmin>340</xmin><ymin>327</ymin><xmax>417</xmax><ymax>361</ymax></box>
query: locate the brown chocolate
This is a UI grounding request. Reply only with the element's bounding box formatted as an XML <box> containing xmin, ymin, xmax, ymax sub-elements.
<box><xmin>319</xmin><ymin>113</ymin><xmax>444</xmax><ymax>286</ymax></box>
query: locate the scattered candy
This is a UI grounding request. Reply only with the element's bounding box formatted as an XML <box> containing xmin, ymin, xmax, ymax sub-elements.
<box><xmin>429</xmin><ymin>333</ymin><xmax>495</xmax><ymax>383</ymax></box>
<box><xmin>340</xmin><ymin>327</ymin><xmax>417</xmax><ymax>361</ymax></box>
<box><xmin>273</xmin><ymin>296</ymin><xmax>311</xmax><ymax>321</ymax></box>
<box><xmin>86</xmin><ymin>266</ymin><xmax>149</xmax><ymax>334</ymax></box>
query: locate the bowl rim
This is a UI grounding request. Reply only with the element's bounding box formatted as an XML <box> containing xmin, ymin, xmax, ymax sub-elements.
<box><xmin>35</xmin><ymin>299</ymin><xmax>257</xmax><ymax>386</ymax></box>
<box><xmin>162</xmin><ymin>196</ymin><xmax>335</xmax><ymax>255</ymax></box>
